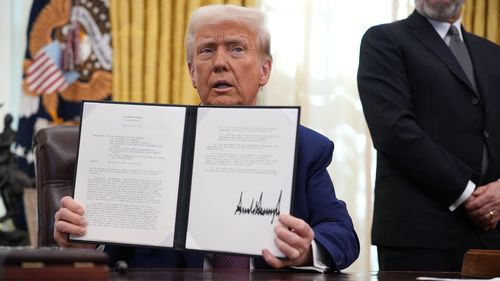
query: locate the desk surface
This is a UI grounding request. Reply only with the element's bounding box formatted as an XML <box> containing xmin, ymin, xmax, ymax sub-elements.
<box><xmin>109</xmin><ymin>269</ymin><xmax>462</xmax><ymax>281</ymax></box>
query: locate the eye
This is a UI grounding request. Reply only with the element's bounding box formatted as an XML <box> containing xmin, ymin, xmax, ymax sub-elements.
<box><xmin>231</xmin><ymin>46</ymin><xmax>245</xmax><ymax>53</ymax></box>
<box><xmin>200</xmin><ymin>47</ymin><xmax>214</xmax><ymax>54</ymax></box>
<box><xmin>198</xmin><ymin>47</ymin><xmax>214</xmax><ymax>59</ymax></box>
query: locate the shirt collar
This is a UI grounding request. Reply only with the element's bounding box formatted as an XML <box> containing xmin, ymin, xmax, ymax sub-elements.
<box><xmin>426</xmin><ymin>17</ymin><xmax>463</xmax><ymax>41</ymax></box>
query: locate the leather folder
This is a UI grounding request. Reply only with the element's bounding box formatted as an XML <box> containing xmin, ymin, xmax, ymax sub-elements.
<box><xmin>461</xmin><ymin>249</ymin><xmax>500</xmax><ymax>278</ymax></box>
<box><xmin>0</xmin><ymin>247</ymin><xmax>108</xmax><ymax>280</ymax></box>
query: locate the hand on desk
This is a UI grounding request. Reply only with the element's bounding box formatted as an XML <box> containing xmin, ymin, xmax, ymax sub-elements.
<box><xmin>262</xmin><ymin>214</ymin><xmax>314</xmax><ymax>268</ymax></box>
<box><xmin>54</xmin><ymin>196</ymin><xmax>96</xmax><ymax>248</ymax></box>
<box><xmin>464</xmin><ymin>181</ymin><xmax>500</xmax><ymax>231</ymax></box>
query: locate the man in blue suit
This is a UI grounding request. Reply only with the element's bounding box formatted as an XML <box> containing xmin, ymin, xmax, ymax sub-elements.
<box><xmin>54</xmin><ymin>4</ymin><xmax>359</xmax><ymax>272</ymax></box>
<box><xmin>358</xmin><ymin>0</ymin><xmax>500</xmax><ymax>272</ymax></box>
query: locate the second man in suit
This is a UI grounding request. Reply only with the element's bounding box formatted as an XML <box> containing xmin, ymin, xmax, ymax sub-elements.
<box><xmin>358</xmin><ymin>0</ymin><xmax>500</xmax><ymax>271</ymax></box>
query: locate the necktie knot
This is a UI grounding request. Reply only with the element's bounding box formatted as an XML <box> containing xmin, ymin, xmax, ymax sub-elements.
<box><xmin>448</xmin><ymin>25</ymin><xmax>459</xmax><ymax>36</ymax></box>
<box><xmin>448</xmin><ymin>25</ymin><xmax>461</xmax><ymax>43</ymax></box>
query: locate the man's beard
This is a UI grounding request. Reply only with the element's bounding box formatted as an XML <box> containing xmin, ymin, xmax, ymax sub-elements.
<box><xmin>416</xmin><ymin>0</ymin><xmax>464</xmax><ymax>22</ymax></box>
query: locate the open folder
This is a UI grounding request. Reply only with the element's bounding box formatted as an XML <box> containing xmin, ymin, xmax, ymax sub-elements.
<box><xmin>69</xmin><ymin>101</ymin><xmax>300</xmax><ymax>258</ymax></box>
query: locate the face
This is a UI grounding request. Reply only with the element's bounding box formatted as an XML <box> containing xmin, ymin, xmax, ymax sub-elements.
<box><xmin>188</xmin><ymin>21</ymin><xmax>271</xmax><ymax>106</ymax></box>
<box><xmin>416</xmin><ymin>0</ymin><xmax>464</xmax><ymax>22</ymax></box>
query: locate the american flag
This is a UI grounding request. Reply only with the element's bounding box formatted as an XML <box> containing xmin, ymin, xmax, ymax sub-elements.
<box><xmin>26</xmin><ymin>50</ymin><xmax>68</xmax><ymax>95</ymax></box>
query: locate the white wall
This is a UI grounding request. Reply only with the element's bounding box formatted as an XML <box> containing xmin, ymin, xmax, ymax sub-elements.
<box><xmin>0</xmin><ymin>0</ymin><xmax>32</xmax><ymax>132</ymax></box>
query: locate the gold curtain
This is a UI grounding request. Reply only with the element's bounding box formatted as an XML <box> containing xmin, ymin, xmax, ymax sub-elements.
<box><xmin>463</xmin><ymin>0</ymin><xmax>500</xmax><ymax>44</ymax></box>
<box><xmin>110</xmin><ymin>0</ymin><xmax>257</xmax><ymax>104</ymax></box>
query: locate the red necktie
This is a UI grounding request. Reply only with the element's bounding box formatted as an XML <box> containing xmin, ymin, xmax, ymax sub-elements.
<box><xmin>212</xmin><ymin>254</ymin><xmax>250</xmax><ymax>269</ymax></box>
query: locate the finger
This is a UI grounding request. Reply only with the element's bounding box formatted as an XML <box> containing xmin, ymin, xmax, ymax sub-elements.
<box><xmin>261</xmin><ymin>249</ymin><xmax>288</xmax><ymax>269</ymax></box>
<box><xmin>474</xmin><ymin>181</ymin><xmax>500</xmax><ymax>201</ymax></box>
<box><xmin>475</xmin><ymin>191</ymin><xmax>496</xmax><ymax>204</ymax></box>
<box><xmin>484</xmin><ymin>222</ymin><xmax>495</xmax><ymax>231</ymax></box>
<box><xmin>60</xmin><ymin>196</ymin><xmax>85</xmax><ymax>215</ymax></box>
<box><xmin>465</xmin><ymin>195</ymin><xmax>488</xmax><ymax>211</ymax></box>
<box><xmin>278</xmin><ymin>215</ymin><xmax>314</xmax><ymax>251</ymax></box>
<box><xmin>485</xmin><ymin>210</ymin><xmax>498</xmax><ymax>224</ymax></box>
<box><xmin>483</xmin><ymin>219</ymin><xmax>496</xmax><ymax>231</ymax></box>
<box><xmin>464</xmin><ymin>195</ymin><xmax>481</xmax><ymax>211</ymax></box>
<box><xmin>471</xmin><ymin>185</ymin><xmax>487</xmax><ymax>197</ymax></box>
<box><xmin>57</xmin><ymin>208</ymin><xmax>88</xmax><ymax>227</ymax></box>
<box><xmin>54</xmin><ymin>208</ymin><xmax>61</xmax><ymax>222</ymax></box>
<box><xmin>473</xmin><ymin>217</ymin><xmax>491</xmax><ymax>231</ymax></box>
<box><xmin>275</xmin><ymin>226</ymin><xmax>312</xmax><ymax>262</ymax></box>
<box><xmin>275</xmin><ymin>223</ymin><xmax>302</xmax><ymax>246</ymax></box>
<box><xmin>278</xmin><ymin>215</ymin><xmax>313</xmax><ymax>239</ymax></box>
<box><xmin>54</xmin><ymin>228</ymin><xmax>95</xmax><ymax>249</ymax></box>
<box><xmin>54</xmin><ymin>229</ymin><xmax>69</xmax><ymax>247</ymax></box>
<box><xmin>54</xmin><ymin>218</ymin><xmax>87</xmax><ymax>237</ymax></box>
<box><xmin>469</xmin><ymin>210</ymin><xmax>496</xmax><ymax>230</ymax></box>
<box><xmin>491</xmin><ymin>221</ymin><xmax>498</xmax><ymax>229</ymax></box>
<box><xmin>278</xmin><ymin>215</ymin><xmax>314</xmax><ymax>247</ymax></box>
<box><xmin>274</xmin><ymin>235</ymin><xmax>302</xmax><ymax>260</ymax></box>
<box><xmin>468</xmin><ymin>213</ymin><xmax>490</xmax><ymax>228</ymax></box>
<box><xmin>467</xmin><ymin>203</ymin><xmax>496</xmax><ymax>221</ymax></box>
<box><xmin>465</xmin><ymin>191</ymin><xmax>497</xmax><ymax>212</ymax></box>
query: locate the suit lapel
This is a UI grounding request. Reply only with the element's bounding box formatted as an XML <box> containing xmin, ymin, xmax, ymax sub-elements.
<box><xmin>405</xmin><ymin>11</ymin><xmax>478</xmax><ymax>96</ymax></box>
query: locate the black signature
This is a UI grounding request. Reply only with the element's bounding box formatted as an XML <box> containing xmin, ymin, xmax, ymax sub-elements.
<box><xmin>234</xmin><ymin>190</ymin><xmax>282</xmax><ymax>224</ymax></box>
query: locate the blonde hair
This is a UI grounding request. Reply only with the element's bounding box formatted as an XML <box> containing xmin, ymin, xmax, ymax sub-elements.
<box><xmin>185</xmin><ymin>4</ymin><xmax>272</xmax><ymax>63</ymax></box>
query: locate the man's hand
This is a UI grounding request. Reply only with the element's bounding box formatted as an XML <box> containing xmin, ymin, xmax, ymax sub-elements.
<box><xmin>464</xmin><ymin>181</ymin><xmax>500</xmax><ymax>231</ymax></box>
<box><xmin>53</xmin><ymin>196</ymin><xmax>95</xmax><ymax>248</ymax></box>
<box><xmin>262</xmin><ymin>214</ymin><xmax>314</xmax><ymax>268</ymax></box>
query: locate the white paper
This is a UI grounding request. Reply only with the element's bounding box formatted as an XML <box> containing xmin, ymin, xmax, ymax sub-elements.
<box><xmin>71</xmin><ymin>102</ymin><xmax>186</xmax><ymax>247</ymax></box>
<box><xmin>186</xmin><ymin>107</ymin><xmax>298</xmax><ymax>257</ymax></box>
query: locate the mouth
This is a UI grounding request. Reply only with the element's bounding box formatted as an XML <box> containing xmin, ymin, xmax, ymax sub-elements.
<box><xmin>212</xmin><ymin>80</ymin><xmax>234</xmax><ymax>90</ymax></box>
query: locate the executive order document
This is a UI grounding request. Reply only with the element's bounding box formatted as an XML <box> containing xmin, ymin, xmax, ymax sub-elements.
<box><xmin>70</xmin><ymin>101</ymin><xmax>299</xmax><ymax>257</ymax></box>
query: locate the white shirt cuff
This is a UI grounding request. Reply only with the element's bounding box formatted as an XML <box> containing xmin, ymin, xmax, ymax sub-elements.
<box><xmin>449</xmin><ymin>180</ymin><xmax>475</xmax><ymax>211</ymax></box>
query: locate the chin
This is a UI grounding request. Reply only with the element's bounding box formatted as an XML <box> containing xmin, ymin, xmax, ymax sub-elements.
<box><xmin>207</xmin><ymin>96</ymin><xmax>243</xmax><ymax>106</ymax></box>
<box><xmin>420</xmin><ymin>0</ymin><xmax>463</xmax><ymax>21</ymax></box>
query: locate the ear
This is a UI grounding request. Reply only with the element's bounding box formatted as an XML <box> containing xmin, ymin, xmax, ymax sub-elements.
<box><xmin>188</xmin><ymin>62</ymin><xmax>197</xmax><ymax>89</ymax></box>
<box><xmin>258</xmin><ymin>58</ymin><xmax>272</xmax><ymax>87</ymax></box>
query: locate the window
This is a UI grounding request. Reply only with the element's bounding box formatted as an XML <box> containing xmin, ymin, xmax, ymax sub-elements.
<box><xmin>0</xmin><ymin>0</ymin><xmax>32</xmax><ymax>132</ymax></box>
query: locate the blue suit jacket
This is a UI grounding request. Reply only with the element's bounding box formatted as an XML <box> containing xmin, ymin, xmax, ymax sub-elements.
<box><xmin>105</xmin><ymin>125</ymin><xmax>359</xmax><ymax>271</ymax></box>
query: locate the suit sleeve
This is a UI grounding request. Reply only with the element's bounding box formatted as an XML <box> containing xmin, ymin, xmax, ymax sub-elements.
<box><xmin>357</xmin><ymin>26</ymin><xmax>473</xmax><ymax>206</ymax></box>
<box><xmin>307</xmin><ymin>140</ymin><xmax>360</xmax><ymax>271</ymax></box>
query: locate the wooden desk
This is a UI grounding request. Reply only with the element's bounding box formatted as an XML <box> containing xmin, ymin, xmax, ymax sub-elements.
<box><xmin>108</xmin><ymin>269</ymin><xmax>462</xmax><ymax>281</ymax></box>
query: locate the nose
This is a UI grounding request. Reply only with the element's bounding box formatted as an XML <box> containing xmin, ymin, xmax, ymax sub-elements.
<box><xmin>213</xmin><ymin>49</ymin><xmax>228</xmax><ymax>73</ymax></box>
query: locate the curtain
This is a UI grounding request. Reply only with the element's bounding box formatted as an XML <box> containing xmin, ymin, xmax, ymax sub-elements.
<box><xmin>463</xmin><ymin>0</ymin><xmax>500</xmax><ymax>44</ymax></box>
<box><xmin>110</xmin><ymin>0</ymin><xmax>256</xmax><ymax>104</ymax></box>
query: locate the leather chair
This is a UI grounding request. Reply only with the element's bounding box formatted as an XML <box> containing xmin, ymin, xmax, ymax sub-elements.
<box><xmin>34</xmin><ymin>125</ymin><xmax>79</xmax><ymax>246</ymax></box>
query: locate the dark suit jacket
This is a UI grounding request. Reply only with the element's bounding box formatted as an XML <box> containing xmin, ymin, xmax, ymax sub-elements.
<box><xmin>105</xmin><ymin>125</ymin><xmax>360</xmax><ymax>271</ymax></box>
<box><xmin>357</xmin><ymin>10</ymin><xmax>500</xmax><ymax>249</ymax></box>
